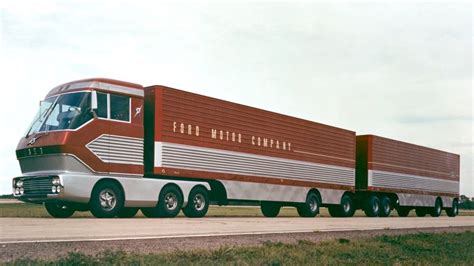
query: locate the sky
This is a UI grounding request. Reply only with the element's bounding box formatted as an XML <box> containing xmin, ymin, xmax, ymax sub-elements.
<box><xmin>0</xmin><ymin>1</ymin><xmax>472</xmax><ymax>196</ymax></box>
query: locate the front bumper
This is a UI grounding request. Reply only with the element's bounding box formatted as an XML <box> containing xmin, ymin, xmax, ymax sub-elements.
<box><xmin>13</xmin><ymin>175</ymin><xmax>63</xmax><ymax>203</ymax></box>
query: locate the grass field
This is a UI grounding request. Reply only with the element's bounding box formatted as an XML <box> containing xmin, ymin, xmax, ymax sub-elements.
<box><xmin>6</xmin><ymin>231</ymin><xmax>474</xmax><ymax>265</ymax></box>
<box><xmin>1</xmin><ymin>202</ymin><xmax>473</xmax><ymax>218</ymax></box>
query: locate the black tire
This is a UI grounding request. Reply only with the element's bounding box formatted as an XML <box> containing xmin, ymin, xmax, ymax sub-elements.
<box><xmin>141</xmin><ymin>207</ymin><xmax>160</xmax><ymax>218</ymax></box>
<box><xmin>260</xmin><ymin>201</ymin><xmax>281</xmax><ymax>217</ymax></box>
<box><xmin>397</xmin><ymin>206</ymin><xmax>411</xmax><ymax>217</ymax></box>
<box><xmin>90</xmin><ymin>181</ymin><xmax>124</xmax><ymax>218</ymax></box>
<box><xmin>415</xmin><ymin>208</ymin><xmax>427</xmax><ymax>217</ymax></box>
<box><xmin>364</xmin><ymin>195</ymin><xmax>380</xmax><ymax>217</ymax></box>
<box><xmin>297</xmin><ymin>192</ymin><xmax>320</xmax><ymax>217</ymax></box>
<box><xmin>45</xmin><ymin>202</ymin><xmax>75</xmax><ymax>218</ymax></box>
<box><xmin>379</xmin><ymin>196</ymin><xmax>392</xmax><ymax>217</ymax></box>
<box><xmin>446</xmin><ymin>199</ymin><xmax>459</xmax><ymax>217</ymax></box>
<box><xmin>116</xmin><ymin>207</ymin><xmax>139</xmax><ymax>218</ymax></box>
<box><xmin>430</xmin><ymin>198</ymin><xmax>442</xmax><ymax>217</ymax></box>
<box><xmin>339</xmin><ymin>194</ymin><xmax>356</xmax><ymax>217</ymax></box>
<box><xmin>183</xmin><ymin>186</ymin><xmax>209</xmax><ymax>218</ymax></box>
<box><xmin>328</xmin><ymin>205</ymin><xmax>341</xmax><ymax>217</ymax></box>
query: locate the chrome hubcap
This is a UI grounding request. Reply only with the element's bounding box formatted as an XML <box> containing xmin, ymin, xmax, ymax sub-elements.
<box><xmin>343</xmin><ymin>201</ymin><xmax>350</xmax><ymax>213</ymax></box>
<box><xmin>194</xmin><ymin>194</ymin><xmax>205</xmax><ymax>211</ymax></box>
<box><xmin>373</xmin><ymin>203</ymin><xmax>379</xmax><ymax>213</ymax></box>
<box><xmin>309</xmin><ymin>197</ymin><xmax>318</xmax><ymax>212</ymax></box>
<box><xmin>164</xmin><ymin>193</ymin><xmax>178</xmax><ymax>211</ymax></box>
<box><xmin>99</xmin><ymin>189</ymin><xmax>116</xmax><ymax>211</ymax></box>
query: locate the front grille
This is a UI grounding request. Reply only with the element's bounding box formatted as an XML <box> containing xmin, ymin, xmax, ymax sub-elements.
<box><xmin>22</xmin><ymin>176</ymin><xmax>52</xmax><ymax>195</ymax></box>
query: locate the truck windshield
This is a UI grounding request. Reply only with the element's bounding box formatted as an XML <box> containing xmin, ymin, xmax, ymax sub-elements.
<box><xmin>26</xmin><ymin>92</ymin><xmax>93</xmax><ymax>136</ymax></box>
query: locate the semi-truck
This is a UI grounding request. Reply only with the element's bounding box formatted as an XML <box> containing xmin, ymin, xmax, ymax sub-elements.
<box><xmin>12</xmin><ymin>78</ymin><xmax>460</xmax><ymax>218</ymax></box>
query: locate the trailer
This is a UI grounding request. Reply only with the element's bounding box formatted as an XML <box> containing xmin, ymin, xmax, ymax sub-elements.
<box><xmin>11</xmin><ymin>78</ymin><xmax>460</xmax><ymax>218</ymax></box>
<box><xmin>355</xmin><ymin>135</ymin><xmax>460</xmax><ymax>217</ymax></box>
<box><xmin>12</xmin><ymin>78</ymin><xmax>357</xmax><ymax>218</ymax></box>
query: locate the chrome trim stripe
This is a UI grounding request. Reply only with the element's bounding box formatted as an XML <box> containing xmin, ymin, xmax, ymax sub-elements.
<box><xmin>369</xmin><ymin>170</ymin><xmax>459</xmax><ymax>194</ymax></box>
<box><xmin>52</xmin><ymin>81</ymin><xmax>144</xmax><ymax>97</ymax></box>
<box><xmin>87</xmin><ymin>134</ymin><xmax>143</xmax><ymax>165</ymax></box>
<box><xmin>155</xmin><ymin>142</ymin><xmax>355</xmax><ymax>186</ymax></box>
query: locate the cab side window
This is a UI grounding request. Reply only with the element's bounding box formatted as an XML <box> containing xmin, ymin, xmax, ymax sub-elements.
<box><xmin>110</xmin><ymin>94</ymin><xmax>130</xmax><ymax>121</ymax></box>
<box><xmin>97</xmin><ymin>92</ymin><xmax>108</xmax><ymax>118</ymax></box>
<box><xmin>95</xmin><ymin>92</ymin><xmax>130</xmax><ymax>122</ymax></box>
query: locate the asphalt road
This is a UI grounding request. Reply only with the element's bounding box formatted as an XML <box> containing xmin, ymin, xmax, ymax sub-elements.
<box><xmin>1</xmin><ymin>216</ymin><xmax>473</xmax><ymax>244</ymax></box>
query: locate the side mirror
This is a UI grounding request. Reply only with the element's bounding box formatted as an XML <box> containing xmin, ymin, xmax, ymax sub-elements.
<box><xmin>91</xmin><ymin>91</ymin><xmax>98</xmax><ymax>110</ymax></box>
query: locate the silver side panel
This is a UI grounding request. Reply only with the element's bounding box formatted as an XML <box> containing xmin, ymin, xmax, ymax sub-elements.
<box><xmin>220</xmin><ymin>180</ymin><xmax>345</xmax><ymax>204</ymax></box>
<box><xmin>369</xmin><ymin>170</ymin><xmax>459</xmax><ymax>194</ymax></box>
<box><xmin>20</xmin><ymin>173</ymin><xmax>209</xmax><ymax>208</ymax></box>
<box><xmin>156</xmin><ymin>141</ymin><xmax>355</xmax><ymax>187</ymax></box>
<box><xmin>19</xmin><ymin>154</ymin><xmax>93</xmax><ymax>174</ymax></box>
<box><xmin>397</xmin><ymin>193</ymin><xmax>455</xmax><ymax>207</ymax></box>
<box><xmin>86</xmin><ymin>134</ymin><xmax>144</xmax><ymax>165</ymax></box>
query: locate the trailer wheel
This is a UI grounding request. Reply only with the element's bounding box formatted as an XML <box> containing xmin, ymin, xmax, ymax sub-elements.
<box><xmin>260</xmin><ymin>201</ymin><xmax>281</xmax><ymax>217</ymax></box>
<box><xmin>364</xmin><ymin>195</ymin><xmax>380</xmax><ymax>217</ymax></box>
<box><xmin>183</xmin><ymin>186</ymin><xmax>209</xmax><ymax>218</ymax></box>
<box><xmin>379</xmin><ymin>196</ymin><xmax>392</xmax><ymax>217</ymax></box>
<box><xmin>45</xmin><ymin>202</ymin><xmax>75</xmax><ymax>218</ymax></box>
<box><xmin>339</xmin><ymin>194</ymin><xmax>356</xmax><ymax>217</ymax></box>
<box><xmin>397</xmin><ymin>206</ymin><xmax>411</xmax><ymax>217</ymax></box>
<box><xmin>116</xmin><ymin>207</ymin><xmax>139</xmax><ymax>218</ymax></box>
<box><xmin>415</xmin><ymin>208</ymin><xmax>427</xmax><ymax>217</ymax></box>
<box><xmin>430</xmin><ymin>198</ymin><xmax>442</xmax><ymax>217</ymax></box>
<box><xmin>297</xmin><ymin>192</ymin><xmax>320</xmax><ymax>217</ymax></box>
<box><xmin>446</xmin><ymin>199</ymin><xmax>459</xmax><ymax>217</ymax></box>
<box><xmin>90</xmin><ymin>181</ymin><xmax>124</xmax><ymax>218</ymax></box>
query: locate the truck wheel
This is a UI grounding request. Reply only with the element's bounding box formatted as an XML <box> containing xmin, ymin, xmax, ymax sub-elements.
<box><xmin>415</xmin><ymin>208</ymin><xmax>427</xmax><ymax>217</ymax></box>
<box><xmin>90</xmin><ymin>181</ymin><xmax>124</xmax><ymax>218</ymax></box>
<box><xmin>158</xmin><ymin>185</ymin><xmax>183</xmax><ymax>217</ymax></box>
<box><xmin>339</xmin><ymin>194</ymin><xmax>356</xmax><ymax>217</ymax></box>
<box><xmin>328</xmin><ymin>205</ymin><xmax>341</xmax><ymax>217</ymax></box>
<box><xmin>397</xmin><ymin>206</ymin><xmax>411</xmax><ymax>217</ymax></box>
<box><xmin>297</xmin><ymin>192</ymin><xmax>320</xmax><ymax>217</ymax></box>
<box><xmin>260</xmin><ymin>201</ymin><xmax>281</xmax><ymax>217</ymax></box>
<box><xmin>430</xmin><ymin>198</ymin><xmax>442</xmax><ymax>217</ymax></box>
<box><xmin>183</xmin><ymin>186</ymin><xmax>209</xmax><ymax>218</ymax></box>
<box><xmin>45</xmin><ymin>202</ymin><xmax>75</xmax><ymax>218</ymax></box>
<box><xmin>379</xmin><ymin>196</ymin><xmax>391</xmax><ymax>217</ymax></box>
<box><xmin>446</xmin><ymin>199</ymin><xmax>459</xmax><ymax>217</ymax></box>
<box><xmin>364</xmin><ymin>195</ymin><xmax>380</xmax><ymax>217</ymax></box>
<box><xmin>116</xmin><ymin>207</ymin><xmax>139</xmax><ymax>218</ymax></box>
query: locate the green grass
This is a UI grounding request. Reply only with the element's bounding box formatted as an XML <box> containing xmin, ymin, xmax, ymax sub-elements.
<box><xmin>1</xmin><ymin>202</ymin><xmax>473</xmax><ymax>218</ymax></box>
<box><xmin>7</xmin><ymin>231</ymin><xmax>474</xmax><ymax>265</ymax></box>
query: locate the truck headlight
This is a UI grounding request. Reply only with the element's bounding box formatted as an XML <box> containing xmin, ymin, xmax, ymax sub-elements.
<box><xmin>19</xmin><ymin>188</ymin><xmax>24</xmax><ymax>195</ymax></box>
<box><xmin>52</xmin><ymin>186</ymin><xmax>57</xmax><ymax>193</ymax></box>
<box><xmin>15</xmin><ymin>188</ymin><xmax>20</xmax><ymax>195</ymax></box>
<box><xmin>16</xmin><ymin>180</ymin><xmax>23</xmax><ymax>188</ymax></box>
<box><xmin>52</xmin><ymin>177</ymin><xmax>60</xmax><ymax>186</ymax></box>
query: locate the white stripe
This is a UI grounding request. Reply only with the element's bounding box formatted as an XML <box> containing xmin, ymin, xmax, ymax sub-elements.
<box><xmin>156</xmin><ymin>141</ymin><xmax>355</xmax><ymax>186</ymax></box>
<box><xmin>87</xmin><ymin>134</ymin><xmax>143</xmax><ymax>165</ymax></box>
<box><xmin>369</xmin><ymin>170</ymin><xmax>459</xmax><ymax>194</ymax></box>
